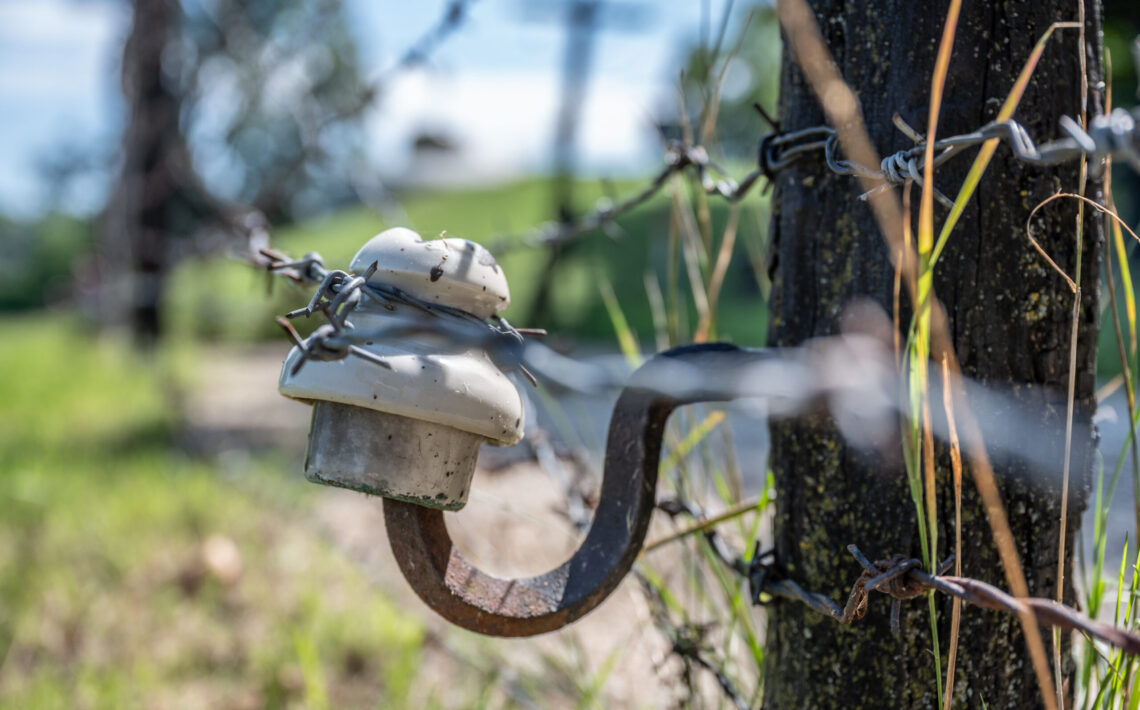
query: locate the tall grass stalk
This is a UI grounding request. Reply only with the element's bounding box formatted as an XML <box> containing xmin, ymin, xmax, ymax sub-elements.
<box><xmin>941</xmin><ymin>355</ymin><xmax>965</xmax><ymax>708</ymax></box>
<box><xmin>1054</xmin><ymin>10</ymin><xmax>1090</xmax><ymax>707</ymax></box>
<box><xmin>901</xmin><ymin>18</ymin><xmax>1095</xmax><ymax>710</ymax></box>
<box><xmin>908</xmin><ymin>2</ymin><xmax>963</xmax><ymax>704</ymax></box>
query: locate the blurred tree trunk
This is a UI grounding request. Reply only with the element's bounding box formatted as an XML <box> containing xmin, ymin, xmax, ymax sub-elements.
<box><xmin>104</xmin><ymin>0</ymin><xmax>177</xmax><ymax>343</ymax></box>
<box><xmin>527</xmin><ymin>0</ymin><xmax>602</xmax><ymax>328</ymax></box>
<box><xmin>101</xmin><ymin>0</ymin><xmax>372</xmax><ymax>344</ymax></box>
<box><xmin>763</xmin><ymin>1</ymin><xmax>1102</xmax><ymax>708</ymax></box>
<box><xmin>103</xmin><ymin>0</ymin><xmax>203</xmax><ymax>344</ymax></box>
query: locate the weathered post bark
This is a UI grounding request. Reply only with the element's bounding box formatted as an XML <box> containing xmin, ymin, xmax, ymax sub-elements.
<box><xmin>763</xmin><ymin>2</ymin><xmax>1102</xmax><ymax>708</ymax></box>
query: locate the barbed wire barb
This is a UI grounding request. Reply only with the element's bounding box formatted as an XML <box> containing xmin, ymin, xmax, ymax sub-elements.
<box><xmin>746</xmin><ymin>543</ymin><xmax>1140</xmax><ymax>655</ymax></box>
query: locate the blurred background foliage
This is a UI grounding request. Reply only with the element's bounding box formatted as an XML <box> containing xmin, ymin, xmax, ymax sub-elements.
<box><xmin>0</xmin><ymin>0</ymin><xmax>790</xmax><ymax>348</ymax></box>
<box><xmin>3</xmin><ymin>0</ymin><xmax>1135</xmax><ymax>348</ymax></box>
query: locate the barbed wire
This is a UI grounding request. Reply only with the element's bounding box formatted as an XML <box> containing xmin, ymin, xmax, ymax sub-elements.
<box><xmin>501</xmin><ymin>141</ymin><xmax>766</xmax><ymax>251</ymax></box>
<box><xmin>254</xmin><ymin>247</ymin><xmax>543</xmax><ymax>385</ymax></box>
<box><xmin>507</xmin><ymin>105</ymin><xmax>1139</xmax><ymax>250</ymax></box>
<box><xmin>636</xmin><ymin>569</ymin><xmax>754</xmax><ymax>710</ymax></box>
<box><xmin>650</xmin><ymin>503</ymin><xmax>1140</xmax><ymax>656</ymax></box>
<box><xmin>763</xmin><ymin>544</ymin><xmax>1140</xmax><ymax>654</ymax></box>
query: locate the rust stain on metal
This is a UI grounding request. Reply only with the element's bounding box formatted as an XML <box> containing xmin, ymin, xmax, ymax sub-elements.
<box><xmin>385</xmin><ymin>343</ymin><xmax>768</xmax><ymax>637</ymax></box>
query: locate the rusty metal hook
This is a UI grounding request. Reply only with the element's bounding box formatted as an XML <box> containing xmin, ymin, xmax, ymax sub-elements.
<box><xmin>384</xmin><ymin>343</ymin><xmax>771</xmax><ymax>637</ymax></box>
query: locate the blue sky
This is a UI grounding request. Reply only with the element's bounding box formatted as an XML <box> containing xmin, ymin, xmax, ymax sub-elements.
<box><xmin>0</xmin><ymin>0</ymin><xmax>741</xmax><ymax>218</ymax></box>
<box><xmin>0</xmin><ymin>1</ymin><xmax>128</xmax><ymax>216</ymax></box>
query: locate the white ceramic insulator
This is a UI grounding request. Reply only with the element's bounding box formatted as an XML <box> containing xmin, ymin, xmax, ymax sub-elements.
<box><xmin>278</xmin><ymin>228</ymin><xmax>524</xmax><ymax>447</ymax></box>
<box><xmin>349</xmin><ymin>227</ymin><xmax>510</xmax><ymax>320</ymax></box>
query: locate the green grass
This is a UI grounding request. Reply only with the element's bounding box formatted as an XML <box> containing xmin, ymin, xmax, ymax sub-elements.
<box><xmin>0</xmin><ymin>315</ymin><xmax>454</xmax><ymax>709</ymax></box>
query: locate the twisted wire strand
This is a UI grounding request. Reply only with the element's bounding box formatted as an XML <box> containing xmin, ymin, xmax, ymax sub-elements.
<box><xmin>655</xmin><ymin>505</ymin><xmax>1140</xmax><ymax>655</ymax></box>
<box><xmin>746</xmin><ymin>544</ymin><xmax>1140</xmax><ymax>655</ymax></box>
<box><xmin>256</xmin><ymin>248</ymin><xmax>540</xmax><ymax>384</ymax></box>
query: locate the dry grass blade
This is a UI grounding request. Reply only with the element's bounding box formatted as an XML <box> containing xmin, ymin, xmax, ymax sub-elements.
<box><xmin>929</xmin><ymin>21</ymin><xmax>1081</xmax><ymax>269</ymax></box>
<box><xmin>1055</xmin><ymin>9</ymin><xmax>1089</xmax><ymax>702</ymax></box>
<box><xmin>942</xmin><ymin>355</ymin><xmax>964</xmax><ymax>709</ymax></box>
<box><xmin>943</xmin><ymin>361</ymin><xmax>1058</xmax><ymax>709</ymax></box>
<box><xmin>641</xmin><ymin>496</ymin><xmax>764</xmax><ymax>555</ymax></box>
<box><xmin>775</xmin><ymin>1</ymin><xmax>1059</xmax><ymax>705</ymax></box>
<box><xmin>1023</xmin><ymin>221</ymin><xmax>1079</xmax><ymax>292</ymax></box>
<box><xmin>700</xmin><ymin>5</ymin><xmax>752</xmax><ymax>144</ymax></box>
<box><xmin>1028</xmin><ymin>193</ymin><xmax>1140</xmax><ymax>247</ymax></box>
<box><xmin>919</xmin><ymin>0</ymin><xmax>960</xmax><ymax>257</ymax></box>
<box><xmin>671</xmin><ymin>185</ymin><xmax>712</xmax><ymax>336</ymax></box>
<box><xmin>696</xmin><ymin>202</ymin><xmax>743</xmax><ymax>342</ymax></box>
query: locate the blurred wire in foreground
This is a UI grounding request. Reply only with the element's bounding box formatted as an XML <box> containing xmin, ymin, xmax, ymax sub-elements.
<box><xmin>756</xmin><ymin>544</ymin><xmax>1140</xmax><ymax>654</ymax></box>
<box><xmin>252</xmin><ymin>246</ymin><xmax>1093</xmax><ymax>486</ymax></box>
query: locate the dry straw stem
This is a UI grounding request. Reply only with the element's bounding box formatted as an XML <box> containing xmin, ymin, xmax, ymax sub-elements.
<box><xmin>696</xmin><ymin>202</ymin><xmax>743</xmax><ymax>342</ymax></box>
<box><xmin>641</xmin><ymin>495</ymin><xmax>765</xmax><ymax>555</ymax></box>
<box><xmin>693</xmin><ymin>10</ymin><xmax>752</xmax><ymax>343</ymax></box>
<box><xmin>775</xmin><ymin>0</ymin><xmax>1058</xmax><ymax>705</ymax></box>
<box><xmin>941</xmin><ymin>355</ymin><xmax>965</xmax><ymax>710</ymax></box>
<box><xmin>670</xmin><ymin>183</ymin><xmax>712</xmax><ymax>323</ymax></box>
<box><xmin>928</xmin><ymin>21</ymin><xmax>1081</xmax><ymax>270</ymax></box>
<box><xmin>1027</xmin><ymin>193</ymin><xmax>1140</xmax><ymax>259</ymax></box>
<box><xmin>1054</xmin><ymin>9</ymin><xmax>1089</xmax><ymax>706</ymax></box>
<box><xmin>919</xmin><ymin>0</ymin><xmax>961</xmax><ymax>256</ymax></box>
<box><xmin>1023</xmin><ymin>224</ymin><xmax>1079</xmax><ymax>292</ymax></box>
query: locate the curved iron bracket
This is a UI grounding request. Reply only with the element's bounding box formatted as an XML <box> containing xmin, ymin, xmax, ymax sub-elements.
<box><xmin>384</xmin><ymin>343</ymin><xmax>771</xmax><ymax>637</ymax></box>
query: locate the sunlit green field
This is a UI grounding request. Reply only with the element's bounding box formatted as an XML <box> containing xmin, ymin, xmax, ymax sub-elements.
<box><xmin>0</xmin><ymin>316</ymin><xmax>434</xmax><ymax>709</ymax></box>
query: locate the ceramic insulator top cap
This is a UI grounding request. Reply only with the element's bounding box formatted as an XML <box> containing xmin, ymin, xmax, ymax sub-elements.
<box><xmin>349</xmin><ymin>227</ymin><xmax>510</xmax><ymax>320</ymax></box>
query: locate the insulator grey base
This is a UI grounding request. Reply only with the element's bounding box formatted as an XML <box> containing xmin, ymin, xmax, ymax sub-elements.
<box><xmin>304</xmin><ymin>401</ymin><xmax>480</xmax><ymax>510</ymax></box>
